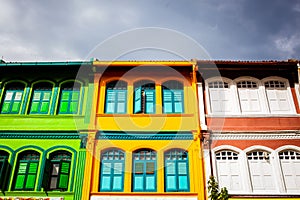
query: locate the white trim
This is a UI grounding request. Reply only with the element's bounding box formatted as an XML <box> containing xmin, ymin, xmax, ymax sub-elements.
<box><xmin>197</xmin><ymin>83</ymin><xmax>207</xmax><ymax>130</ymax></box>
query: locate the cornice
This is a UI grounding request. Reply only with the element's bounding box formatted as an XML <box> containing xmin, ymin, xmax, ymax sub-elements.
<box><xmin>0</xmin><ymin>132</ymin><xmax>81</xmax><ymax>139</ymax></box>
<box><xmin>211</xmin><ymin>133</ymin><xmax>300</xmax><ymax>140</ymax></box>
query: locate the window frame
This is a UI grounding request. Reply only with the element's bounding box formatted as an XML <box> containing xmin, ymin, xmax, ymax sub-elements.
<box><xmin>132</xmin><ymin>149</ymin><xmax>157</xmax><ymax>192</ymax></box>
<box><xmin>58</xmin><ymin>81</ymin><xmax>82</xmax><ymax>114</ymax></box>
<box><xmin>29</xmin><ymin>82</ymin><xmax>54</xmax><ymax>114</ymax></box>
<box><xmin>1</xmin><ymin>82</ymin><xmax>26</xmax><ymax>114</ymax></box>
<box><xmin>105</xmin><ymin>80</ymin><xmax>128</xmax><ymax>114</ymax></box>
<box><xmin>14</xmin><ymin>150</ymin><xmax>40</xmax><ymax>191</ymax></box>
<box><xmin>162</xmin><ymin>80</ymin><xmax>184</xmax><ymax>114</ymax></box>
<box><xmin>134</xmin><ymin>80</ymin><xmax>156</xmax><ymax>114</ymax></box>
<box><xmin>164</xmin><ymin>149</ymin><xmax>190</xmax><ymax>192</ymax></box>
<box><xmin>99</xmin><ymin>149</ymin><xmax>125</xmax><ymax>192</ymax></box>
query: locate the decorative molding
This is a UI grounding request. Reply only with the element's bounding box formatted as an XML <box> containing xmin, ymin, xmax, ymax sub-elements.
<box><xmin>96</xmin><ymin>131</ymin><xmax>193</xmax><ymax>140</ymax></box>
<box><xmin>0</xmin><ymin>132</ymin><xmax>81</xmax><ymax>139</ymax></box>
<box><xmin>211</xmin><ymin>133</ymin><xmax>300</xmax><ymax>140</ymax></box>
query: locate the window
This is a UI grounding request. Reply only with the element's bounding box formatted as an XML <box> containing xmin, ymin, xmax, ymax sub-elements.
<box><xmin>14</xmin><ymin>150</ymin><xmax>40</xmax><ymax>191</ymax></box>
<box><xmin>237</xmin><ymin>80</ymin><xmax>262</xmax><ymax>113</ymax></box>
<box><xmin>29</xmin><ymin>82</ymin><xmax>53</xmax><ymax>114</ymax></box>
<box><xmin>58</xmin><ymin>82</ymin><xmax>81</xmax><ymax>114</ymax></box>
<box><xmin>0</xmin><ymin>150</ymin><xmax>9</xmax><ymax>190</ymax></box>
<box><xmin>1</xmin><ymin>82</ymin><xmax>25</xmax><ymax>114</ymax></box>
<box><xmin>134</xmin><ymin>80</ymin><xmax>155</xmax><ymax>114</ymax></box>
<box><xmin>105</xmin><ymin>80</ymin><xmax>127</xmax><ymax>114</ymax></box>
<box><xmin>164</xmin><ymin>149</ymin><xmax>189</xmax><ymax>192</ymax></box>
<box><xmin>99</xmin><ymin>149</ymin><xmax>125</xmax><ymax>192</ymax></box>
<box><xmin>162</xmin><ymin>81</ymin><xmax>184</xmax><ymax>113</ymax></box>
<box><xmin>264</xmin><ymin>80</ymin><xmax>293</xmax><ymax>114</ymax></box>
<box><xmin>215</xmin><ymin>150</ymin><xmax>241</xmax><ymax>191</ymax></box>
<box><xmin>43</xmin><ymin>151</ymin><xmax>72</xmax><ymax>191</ymax></box>
<box><xmin>208</xmin><ymin>80</ymin><xmax>233</xmax><ymax>114</ymax></box>
<box><xmin>132</xmin><ymin>149</ymin><xmax>156</xmax><ymax>192</ymax></box>
<box><xmin>247</xmin><ymin>151</ymin><xmax>275</xmax><ymax>191</ymax></box>
<box><xmin>279</xmin><ymin>150</ymin><xmax>300</xmax><ymax>192</ymax></box>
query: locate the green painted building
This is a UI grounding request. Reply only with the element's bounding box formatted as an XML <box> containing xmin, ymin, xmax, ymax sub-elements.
<box><xmin>0</xmin><ymin>60</ymin><xmax>93</xmax><ymax>200</ymax></box>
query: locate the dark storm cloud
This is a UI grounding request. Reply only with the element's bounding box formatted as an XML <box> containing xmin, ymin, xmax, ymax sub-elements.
<box><xmin>0</xmin><ymin>0</ymin><xmax>299</xmax><ymax>61</ymax></box>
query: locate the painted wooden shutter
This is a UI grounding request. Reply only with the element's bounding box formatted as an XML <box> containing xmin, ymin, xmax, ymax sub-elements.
<box><xmin>25</xmin><ymin>162</ymin><xmax>38</xmax><ymax>189</ymax></box>
<box><xmin>163</xmin><ymin>90</ymin><xmax>173</xmax><ymax>113</ymax></box>
<box><xmin>105</xmin><ymin>90</ymin><xmax>115</xmax><ymax>113</ymax></box>
<box><xmin>217</xmin><ymin>160</ymin><xmax>241</xmax><ymax>191</ymax></box>
<box><xmin>145</xmin><ymin>90</ymin><xmax>155</xmax><ymax>113</ymax></box>
<box><xmin>58</xmin><ymin>160</ymin><xmax>70</xmax><ymax>190</ymax></box>
<box><xmin>238</xmin><ymin>89</ymin><xmax>261</xmax><ymax>113</ymax></box>
<box><xmin>266</xmin><ymin>89</ymin><xmax>291</xmax><ymax>113</ymax></box>
<box><xmin>134</xmin><ymin>87</ymin><xmax>142</xmax><ymax>113</ymax></box>
<box><xmin>116</xmin><ymin>90</ymin><xmax>126</xmax><ymax>113</ymax></box>
<box><xmin>15</xmin><ymin>162</ymin><xmax>27</xmax><ymax>189</ymax></box>
<box><xmin>209</xmin><ymin>88</ymin><xmax>231</xmax><ymax>113</ymax></box>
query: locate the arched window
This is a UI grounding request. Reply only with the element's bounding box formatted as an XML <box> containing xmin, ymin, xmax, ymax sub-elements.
<box><xmin>164</xmin><ymin>149</ymin><xmax>189</xmax><ymax>192</ymax></box>
<box><xmin>215</xmin><ymin>150</ymin><xmax>241</xmax><ymax>191</ymax></box>
<box><xmin>236</xmin><ymin>79</ymin><xmax>262</xmax><ymax>113</ymax></box>
<box><xmin>0</xmin><ymin>150</ymin><xmax>9</xmax><ymax>189</ymax></box>
<box><xmin>207</xmin><ymin>79</ymin><xmax>233</xmax><ymax>114</ymax></box>
<box><xmin>279</xmin><ymin>150</ymin><xmax>300</xmax><ymax>192</ymax></box>
<box><xmin>105</xmin><ymin>80</ymin><xmax>127</xmax><ymax>114</ymax></box>
<box><xmin>1</xmin><ymin>82</ymin><xmax>25</xmax><ymax>114</ymax></box>
<box><xmin>134</xmin><ymin>80</ymin><xmax>155</xmax><ymax>114</ymax></box>
<box><xmin>132</xmin><ymin>149</ymin><xmax>156</xmax><ymax>192</ymax></box>
<box><xmin>162</xmin><ymin>80</ymin><xmax>184</xmax><ymax>113</ymax></box>
<box><xmin>58</xmin><ymin>81</ymin><xmax>81</xmax><ymax>114</ymax></box>
<box><xmin>44</xmin><ymin>151</ymin><xmax>72</xmax><ymax>191</ymax></box>
<box><xmin>247</xmin><ymin>151</ymin><xmax>275</xmax><ymax>191</ymax></box>
<box><xmin>29</xmin><ymin>82</ymin><xmax>53</xmax><ymax>114</ymax></box>
<box><xmin>264</xmin><ymin>79</ymin><xmax>294</xmax><ymax>114</ymax></box>
<box><xmin>99</xmin><ymin>149</ymin><xmax>125</xmax><ymax>192</ymax></box>
<box><xmin>14</xmin><ymin>150</ymin><xmax>40</xmax><ymax>191</ymax></box>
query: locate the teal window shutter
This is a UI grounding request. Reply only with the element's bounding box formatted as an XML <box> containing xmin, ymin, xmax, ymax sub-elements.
<box><xmin>134</xmin><ymin>87</ymin><xmax>142</xmax><ymax>113</ymax></box>
<box><xmin>99</xmin><ymin>149</ymin><xmax>125</xmax><ymax>192</ymax></box>
<box><xmin>105</xmin><ymin>81</ymin><xmax>127</xmax><ymax>114</ymax></box>
<box><xmin>145</xmin><ymin>89</ymin><xmax>155</xmax><ymax>113</ymax></box>
<box><xmin>132</xmin><ymin>149</ymin><xmax>156</xmax><ymax>192</ymax></box>
<box><xmin>164</xmin><ymin>149</ymin><xmax>189</xmax><ymax>192</ymax></box>
<box><xmin>162</xmin><ymin>81</ymin><xmax>184</xmax><ymax>114</ymax></box>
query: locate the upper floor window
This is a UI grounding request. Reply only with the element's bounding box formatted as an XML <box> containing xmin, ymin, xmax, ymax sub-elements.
<box><xmin>279</xmin><ymin>150</ymin><xmax>300</xmax><ymax>192</ymax></box>
<box><xmin>132</xmin><ymin>149</ymin><xmax>156</xmax><ymax>192</ymax></box>
<box><xmin>29</xmin><ymin>82</ymin><xmax>53</xmax><ymax>114</ymax></box>
<box><xmin>134</xmin><ymin>80</ymin><xmax>155</xmax><ymax>114</ymax></box>
<box><xmin>0</xmin><ymin>150</ymin><xmax>9</xmax><ymax>190</ymax></box>
<box><xmin>105</xmin><ymin>80</ymin><xmax>127</xmax><ymax>114</ymax></box>
<box><xmin>99</xmin><ymin>149</ymin><xmax>125</xmax><ymax>192</ymax></box>
<box><xmin>58</xmin><ymin>82</ymin><xmax>81</xmax><ymax>114</ymax></box>
<box><xmin>236</xmin><ymin>80</ymin><xmax>262</xmax><ymax>113</ymax></box>
<box><xmin>247</xmin><ymin>151</ymin><xmax>275</xmax><ymax>192</ymax></box>
<box><xmin>44</xmin><ymin>151</ymin><xmax>72</xmax><ymax>191</ymax></box>
<box><xmin>264</xmin><ymin>80</ymin><xmax>293</xmax><ymax>114</ymax></box>
<box><xmin>215</xmin><ymin>150</ymin><xmax>241</xmax><ymax>191</ymax></box>
<box><xmin>164</xmin><ymin>149</ymin><xmax>189</xmax><ymax>192</ymax></box>
<box><xmin>162</xmin><ymin>81</ymin><xmax>184</xmax><ymax>113</ymax></box>
<box><xmin>14</xmin><ymin>150</ymin><xmax>40</xmax><ymax>191</ymax></box>
<box><xmin>208</xmin><ymin>80</ymin><xmax>232</xmax><ymax>114</ymax></box>
<box><xmin>1</xmin><ymin>82</ymin><xmax>25</xmax><ymax>114</ymax></box>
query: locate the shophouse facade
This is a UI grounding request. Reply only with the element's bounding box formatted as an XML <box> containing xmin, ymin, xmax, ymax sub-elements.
<box><xmin>197</xmin><ymin>60</ymin><xmax>300</xmax><ymax>200</ymax></box>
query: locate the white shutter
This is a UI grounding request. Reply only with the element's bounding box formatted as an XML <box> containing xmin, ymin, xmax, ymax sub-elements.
<box><xmin>238</xmin><ymin>89</ymin><xmax>261</xmax><ymax>113</ymax></box>
<box><xmin>209</xmin><ymin>88</ymin><xmax>232</xmax><ymax>114</ymax></box>
<box><xmin>217</xmin><ymin>160</ymin><xmax>241</xmax><ymax>191</ymax></box>
<box><xmin>266</xmin><ymin>89</ymin><xmax>291</xmax><ymax>114</ymax></box>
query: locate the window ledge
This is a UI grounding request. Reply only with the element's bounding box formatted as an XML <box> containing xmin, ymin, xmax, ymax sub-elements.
<box><xmin>97</xmin><ymin>113</ymin><xmax>194</xmax><ymax>117</ymax></box>
<box><xmin>2</xmin><ymin>191</ymin><xmax>74</xmax><ymax>196</ymax></box>
<box><xmin>91</xmin><ymin>192</ymin><xmax>198</xmax><ymax>196</ymax></box>
<box><xmin>206</xmin><ymin>114</ymin><xmax>300</xmax><ymax>118</ymax></box>
<box><xmin>0</xmin><ymin>114</ymin><xmax>85</xmax><ymax>118</ymax></box>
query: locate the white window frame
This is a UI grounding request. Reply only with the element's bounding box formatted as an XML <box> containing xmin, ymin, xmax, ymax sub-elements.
<box><xmin>262</xmin><ymin>76</ymin><xmax>296</xmax><ymax>114</ymax></box>
<box><xmin>205</xmin><ymin>77</ymin><xmax>239</xmax><ymax>115</ymax></box>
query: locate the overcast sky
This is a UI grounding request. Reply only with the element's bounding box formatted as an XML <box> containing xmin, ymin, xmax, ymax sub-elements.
<box><xmin>1</xmin><ymin>0</ymin><xmax>300</xmax><ymax>61</ymax></box>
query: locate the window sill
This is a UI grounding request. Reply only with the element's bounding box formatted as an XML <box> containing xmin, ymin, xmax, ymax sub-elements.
<box><xmin>91</xmin><ymin>192</ymin><xmax>197</xmax><ymax>195</ymax></box>
<box><xmin>206</xmin><ymin>114</ymin><xmax>300</xmax><ymax>118</ymax></box>
<box><xmin>97</xmin><ymin>113</ymin><xmax>194</xmax><ymax>117</ymax></box>
<box><xmin>0</xmin><ymin>114</ymin><xmax>85</xmax><ymax>118</ymax></box>
<box><xmin>1</xmin><ymin>191</ymin><xmax>74</xmax><ymax>196</ymax></box>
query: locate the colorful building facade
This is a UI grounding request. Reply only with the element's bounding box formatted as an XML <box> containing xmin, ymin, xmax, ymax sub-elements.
<box><xmin>197</xmin><ymin>60</ymin><xmax>300</xmax><ymax>199</ymax></box>
<box><xmin>82</xmin><ymin>61</ymin><xmax>206</xmax><ymax>200</ymax></box>
<box><xmin>0</xmin><ymin>61</ymin><xmax>93</xmax><ymax>200</ymax></box>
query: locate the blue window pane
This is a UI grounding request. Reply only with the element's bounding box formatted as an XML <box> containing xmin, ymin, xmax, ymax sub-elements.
<box><xmin>146</xmin><ymin>176</ymin><xmax>155</xmax><ymax>190</ymax></box>
<box><xmin>134</xmin><ymin>176</ymin><xmax>144</xmax><ymax>190</ymax></box>
<box><xmin>113</xmin><ymin>176</ymin><xmax>122</xmax><ymax>190</ymax></box>
<box><xmin>101</xmin><ymin>176</ymin><xmax>111</xmax><ymax>190</ymax></box>
<box><xmin>178</xmin><ymin>176</ymin><xmax>188</xmax><ymax>190</ymax></box>
<box><xmin>167</xmin><ymin>175</ymin><xmax>176</xmax><ymax>190</ymax></box>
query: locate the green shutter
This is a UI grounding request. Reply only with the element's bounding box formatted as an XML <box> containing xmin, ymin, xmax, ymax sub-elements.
<box><xmin>70</xmin><ymin>102</ymin><xmax>78</xmax><ymax>113</ymax></box>
<box><xmin>30</xmin><ymin>102</ymin><xmax>39</xmax><ymax>113</ymax></box>
<box><xmin>25</xmin><ymin>174</ymin><xmax>36</xmax><ymax>189</ymax></box>
<box><xmin>61</xmin><ymin>92</ymin><xmax>70</xmax><ymax>100</ymax></box>
<box><xmin>40</xmin><ymin>102</ymin><xmax>49</xmax><ymax>112</ymax></box>
<box><xmin>15</xmin><ymin>174</ymin><xmax>25</xmax><ymax>189</ymax></box>
<box><xmin>1</xmin><ymin>102</ymin><xmax>10</xmax><ymax>113</ymax></box>
<box><xmin>58</xmin><ymin>161</ymin><xmax>70</xmax><ymax>190</ymax></box>
<box><xmin>11</xmin><ymin>102</ymin><xmax>21</xmax><ymax>113</ymax></box>
<box><xmin>59</xmin><ymin>102</ymin><xmax>68</xmax><ymax>113</ymax></box>
<box><xmin>72</xmin><ymin>91</ymin><xmax>79</xmax><ymax>101</ymax></box>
